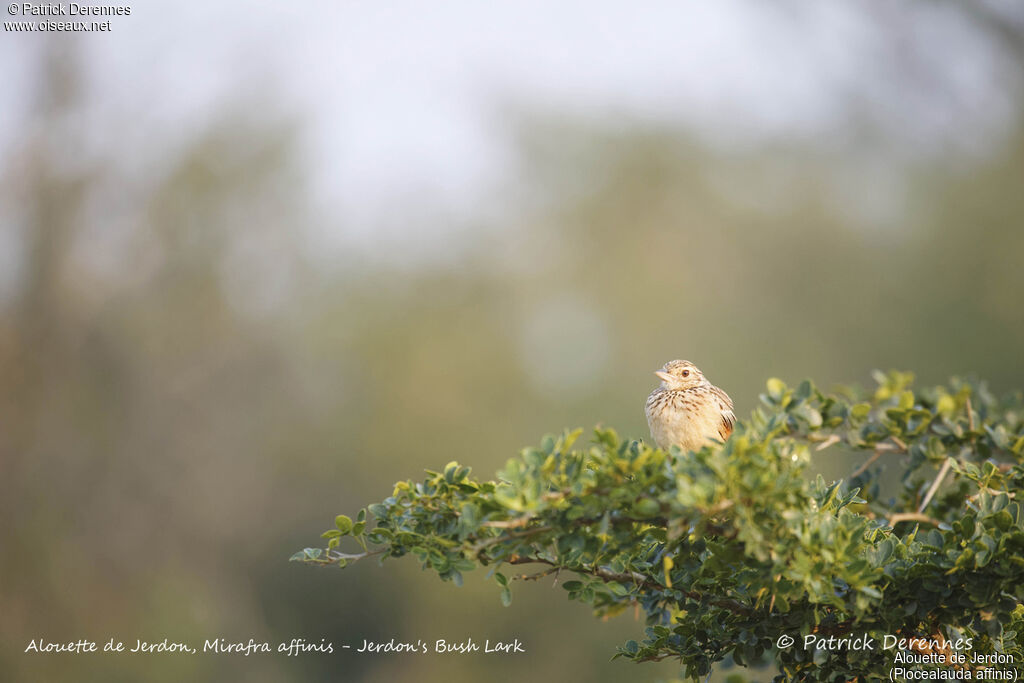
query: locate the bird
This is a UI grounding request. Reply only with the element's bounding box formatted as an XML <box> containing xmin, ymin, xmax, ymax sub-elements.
<box><xmin>645</xmin><ymin>360</ymin><xmax>736</xmax><ymax>452</ymax></box>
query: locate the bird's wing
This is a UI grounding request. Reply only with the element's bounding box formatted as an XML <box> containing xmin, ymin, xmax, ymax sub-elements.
<box><xmin>710</xmin><ymin>385</ymin><xmax>736</xmax><ymax>439</ymax></box>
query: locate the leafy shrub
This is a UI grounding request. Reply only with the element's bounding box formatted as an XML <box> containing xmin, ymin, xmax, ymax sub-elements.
<box><xmin>295</xmin><ymin>371</ymin><xmax>1024</xmax><ymax>680</ymax></box>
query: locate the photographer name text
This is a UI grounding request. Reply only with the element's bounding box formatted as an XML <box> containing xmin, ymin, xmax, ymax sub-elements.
<box><xmin>10</xmin><ymin>4</ymin><xmax>130</xmax><ymax>16</ymax></box>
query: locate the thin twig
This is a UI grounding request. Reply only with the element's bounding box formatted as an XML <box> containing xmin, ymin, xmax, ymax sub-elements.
<box><xmin>851</xmin><ymin>452</ymin><xmax>883</xmax><ymax>479</ymax></box>
<box><xmin>505</xmin><ymin>554</ymin><xmax>754</xmax><ymax>617</ymax></box>
<box><xmin>918</xmin><ymin>459</ymin><xmax>952</xmax><ymax>514</ymax></box>
<box><xmin>968</xmin><ymin>486</ymin><xmax>1016</xmax><ymax>501</ymax></box>
<box><xmin>472</xmin><ymin>525</ymin><xmax>552</xmax><ymax>556</ymax></box>
<box><xmin>888</xmin><ymin>512</ymin><xmax>942</xmax><ymax>527</ymax></box>
<box><xmin>308</xmin><ymin>548</ymin><xmax>386</xmax><ymax>566</ymax></box>
<box><xmin>517</xmin><ymin>566</ymin><xmax>559</xmax><ymax>582</ymax></box>
<box><xmin>850</xmin><ymin>436</ymin><xmax>907</xmax><ymax>479</ymax></box>
<box><xmin>815</xmin><ymin>434</ymin><xmax>841</xmax><ymax>451</ymax></box>
<box><xmin>917</xmin><ymin>397</ymin><xmax>972</xmax><ymax>514</ymax></box>
<box><xmin>482</xmin><ymin>518</ymin><xmax>532</xmax><ymax>529</ymax></box>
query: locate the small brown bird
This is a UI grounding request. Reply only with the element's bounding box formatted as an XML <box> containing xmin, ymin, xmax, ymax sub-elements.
<box><xmin>645</xmin><ymin>360</ymin><xmax>736</xmax><ymax>452</ymax></box>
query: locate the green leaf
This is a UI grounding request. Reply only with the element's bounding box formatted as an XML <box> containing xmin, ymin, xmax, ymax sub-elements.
<box><xmin>795</xmin><ymin>380</ymin><xmax>813</xmax><ymax>401</ymax></box>
<box><xmin>992</xmin><ymin>510</ymin><xmax>1013</xmax><ymax>532</ymax></box>
<box><xmin>898</xmin><ymin>391</ymin><xmax>915</xmax><ymax>410</ymax></box>
<box><xmin>851</xmin><ymin>403</ymin><xmax>871</xmax><ymax>419</ymax></box>
<box><xmin>766</xmin><ymin>378</ymin><xmax>786</xmax><ymax>401</ymax></box>
<box><xmin>796</xmin><ymin>403</ymin><xmax>822</xmax><ymax>428</ymax></box>
<box><xmin>335</xmin><ymin>515</ymin><xmax>353</xmax><ymax>534</ymax></box>
<box><xmin>444</xmin><ymin>461</ymin><xmax>460</xmax><ymax>484</ymax></box>
<box><xmin>632</xmin><ymin>498</ymin><xmax>661</xmax><ymax>518</ymax></box>
<box><xmin>858</xmin><ymin>586</ymin><xmax>882</xmax><ymax>599</ymax></box>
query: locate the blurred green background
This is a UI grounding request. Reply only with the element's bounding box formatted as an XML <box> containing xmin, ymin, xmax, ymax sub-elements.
<box><xmin>2</xmin><ymin>3</ymin><xmax>1024</xmax><ymax>682</ymax></box>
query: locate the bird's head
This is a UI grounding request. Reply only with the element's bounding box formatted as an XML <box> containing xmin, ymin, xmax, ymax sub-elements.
<box><xmin>654</xmin><ymin>360</ymin><xmax>705</xmax><ymax>390</ymax></box>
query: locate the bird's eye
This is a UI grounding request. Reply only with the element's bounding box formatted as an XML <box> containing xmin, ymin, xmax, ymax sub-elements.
<box><xmin>682</xmin><ymin>370</ymin><xmax>690</xmax><ymax>377</ymax></box>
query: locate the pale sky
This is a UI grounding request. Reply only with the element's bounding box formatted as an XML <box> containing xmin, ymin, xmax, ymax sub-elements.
<box><xmin>1</xmin><ymin>1</ymin><xmax>1019</xmax><ymax>251</ymax></box>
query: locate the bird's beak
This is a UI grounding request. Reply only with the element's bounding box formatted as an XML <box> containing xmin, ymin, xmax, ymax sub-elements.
<box><xmin>655</xmin><ymin>371</ymin><xmax>673</xmax><ymax>383</ymax></box>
